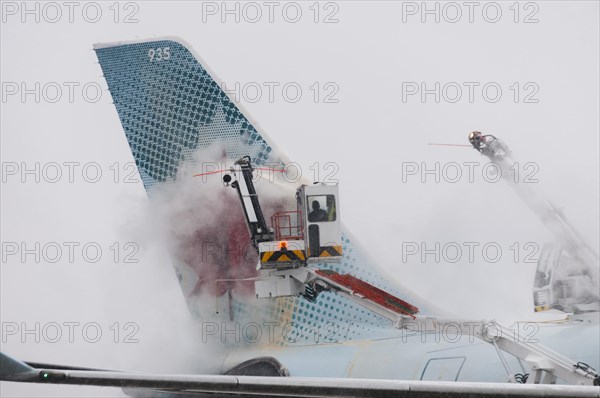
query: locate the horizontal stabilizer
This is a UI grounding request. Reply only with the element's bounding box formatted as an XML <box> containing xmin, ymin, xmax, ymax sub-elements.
<box><xmin>2</xmin><ymin>352</ymin><xmax>598</xmax><ymax>397</ymax></box>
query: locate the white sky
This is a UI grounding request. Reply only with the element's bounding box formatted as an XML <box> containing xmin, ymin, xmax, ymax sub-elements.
<box><xmin>1</xmin><ymin>1</ymin><xmax>599</xmax><ymax>396</ymax></box>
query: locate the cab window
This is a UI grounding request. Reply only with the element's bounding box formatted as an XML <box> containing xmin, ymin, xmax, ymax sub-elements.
<box><xmin>307</xmin><ymin>195</ymin><xmax>336</xmax><ymax>222</ymax></box>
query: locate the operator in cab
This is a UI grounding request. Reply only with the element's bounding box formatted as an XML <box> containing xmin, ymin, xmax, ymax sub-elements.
<box><xmin>308</xmin><ymin>200</ymin><xmax>328</xmax><ymax>222</ymax></box>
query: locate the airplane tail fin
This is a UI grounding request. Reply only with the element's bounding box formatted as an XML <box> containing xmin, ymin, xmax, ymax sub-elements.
<box><xmin>94</xmin><ymin>37</ymin><xmax>440</xmax><ymax>344</ymax></box>
<box><xmin>94</xmin><ymin>37</ymin><xmax>285</xmax><ymax>192</ymax></box>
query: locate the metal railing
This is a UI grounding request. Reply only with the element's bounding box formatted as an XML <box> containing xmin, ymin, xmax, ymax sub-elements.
<box><xmin>271</xmin><ymin>211</ymin><xmax>303</xmax><ymax>241</ymax></box>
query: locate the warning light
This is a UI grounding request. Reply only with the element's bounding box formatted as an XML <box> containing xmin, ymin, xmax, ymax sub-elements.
<box><xmin>279</xmin><ymin>241</ymin><xmax>288</xmax><ymax>250</ymax></box>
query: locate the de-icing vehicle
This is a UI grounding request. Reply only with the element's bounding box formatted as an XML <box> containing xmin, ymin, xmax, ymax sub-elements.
<box><xmin>222</xmin><ymin>156</ymin><xmax>342</xmax><ymax>270</ymax></box>
<box><xmin>468</xmin><ymin>131</ymin><xmax>600</xmax><ymax>314</ymax></box>
<box><xmin>222</xmin><ymin>156</ymin><xmax>420</xmax><ymax>318</ymax></box>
